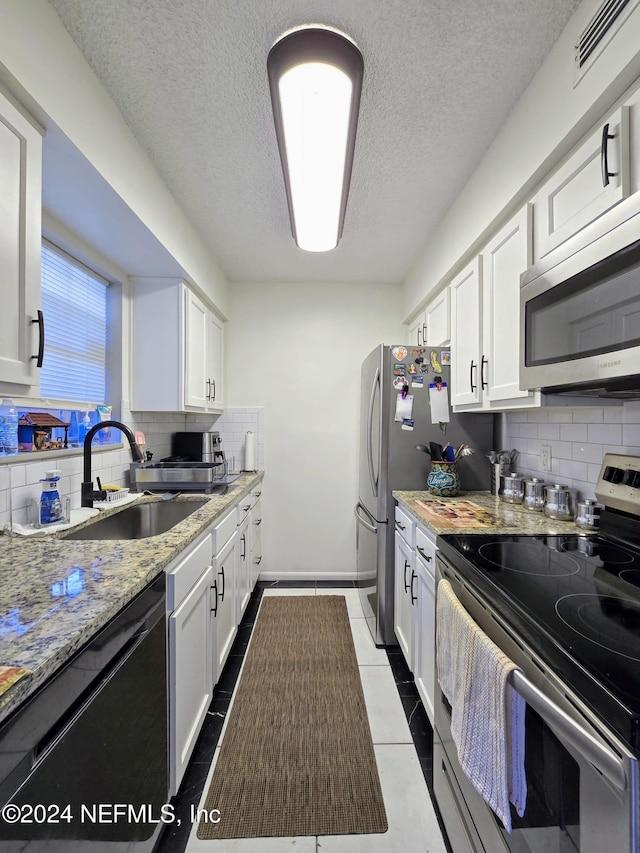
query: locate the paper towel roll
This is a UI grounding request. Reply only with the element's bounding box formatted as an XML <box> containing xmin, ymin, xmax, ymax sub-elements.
<box><xmin>244</xmin><ymin>431</ymin><xmax>255</xmax><ymax>471</ymax></box>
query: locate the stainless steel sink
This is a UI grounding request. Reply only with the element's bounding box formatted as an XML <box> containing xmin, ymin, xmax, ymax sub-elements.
<box><xmin>62</xmin><ymin>499</ymin><xmax>209</xmax><ymax>540</ymax></box>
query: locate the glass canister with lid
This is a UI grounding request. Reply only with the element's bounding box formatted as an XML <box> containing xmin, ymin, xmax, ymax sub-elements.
<box><xmin>522</xmin><ymin>478</ymin><xmax>546</xmax><ymax>512</ymax></box>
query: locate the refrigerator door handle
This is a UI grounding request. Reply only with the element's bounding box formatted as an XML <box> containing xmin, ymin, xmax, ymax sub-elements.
<box><xmin>354</xmin><ymin>501</ymin><xmax>378</xmax><ymax>534</ymax></box>
<box><xmin>367</xmin><ymin>366</ymin><xmax>380</xmax><ymax>498</ymax></box>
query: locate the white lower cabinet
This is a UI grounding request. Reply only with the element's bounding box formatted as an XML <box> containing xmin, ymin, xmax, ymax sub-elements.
<box><xmin>167</xmin><ymin>483</ymin><xmax>262</xmax><ymax>793</ymax></box>
<box><xmin>167</xmin><ymin>533</ymin><xmax>213</xmax><ymax>795</ymax></box>
<box><xmin>236</xmin><ymin>511</ymin><xmax>251</xmax><ymax>623</ymax></box>
<box><xmin>413</xmin><ymin>526</ymin><xmax>436</xmax><ymax>724</ymax></box>
<box><xmin>394</xmin><ymin>503</ymin><xmax>437</xmax><ymax>724</ymax></box>
<box><xmin>250</xmin><ymin>492</ymin><xmax>263</xmax><ymax>586</ymax></box>
<box><xmin>211</xmin><ymin>527</ymin><xmax>237</xmax><ymax>684</ymax></box>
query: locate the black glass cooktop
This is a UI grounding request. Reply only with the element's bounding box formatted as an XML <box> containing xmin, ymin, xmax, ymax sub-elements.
<box><xmin>437</xmin><ymin>528</ymin><xmax>640</xmax><ymax>752</ymax></box>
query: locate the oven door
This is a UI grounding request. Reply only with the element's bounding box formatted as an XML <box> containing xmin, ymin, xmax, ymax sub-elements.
<box><xmin>434</xmin><ymin>558</ymin><xmax>637</xmax><ymax>853</ymax></box>
<box><xmin>519</xmin><ymin>210</ymin><xmax>640</xmax><ymax>395</ymax></box>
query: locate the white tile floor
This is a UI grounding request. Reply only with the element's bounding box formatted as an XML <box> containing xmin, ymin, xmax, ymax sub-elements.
<box><xmin>184</xmin><ymin>587</ymin><xmax>448</xmax><ymax>853</ymax></box>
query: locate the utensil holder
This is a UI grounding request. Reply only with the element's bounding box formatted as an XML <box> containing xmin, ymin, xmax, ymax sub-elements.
<box><xmin>427</xmin><ymin>461</ymin><xmax>460</xmax><ymax>497</ymax></box>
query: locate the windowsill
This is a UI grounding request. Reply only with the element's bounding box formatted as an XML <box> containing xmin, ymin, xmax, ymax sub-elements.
<box><xmin>0</xmin><ymin>443</ymin><xmax>125</xmax><ymax>465</ymax></box>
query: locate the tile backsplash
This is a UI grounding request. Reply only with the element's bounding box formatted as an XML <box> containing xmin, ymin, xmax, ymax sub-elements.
<box><xmin>500</xmin><ymin>402</ymin><xmax>640</xmax><ymax>500</ymax></box>
<box><xmin>0</xmin><ymin>407</ymin><xmax>264</xmax><ymax>530</ymax></box>
<box><xmin>186</xmin><ymin>407</ymin><xmax>264</xmax><ymax>472</ymax></box>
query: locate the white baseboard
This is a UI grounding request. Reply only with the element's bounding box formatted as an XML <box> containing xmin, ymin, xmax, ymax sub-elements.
<box><xmin>258</xmin><ymin>571</ymin><xmax>358</xmax><ymax>582</ymax></box>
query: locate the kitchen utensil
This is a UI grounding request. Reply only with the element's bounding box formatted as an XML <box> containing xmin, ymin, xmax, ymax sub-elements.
<box><xmin>444</xmin><ymin>444</ymin><xmax>456</xmax><ymax>461</ymax></box>
<box><xmin>575</xmin><ymin>498</ymin><xmax>602</xmax><ymax>529</ymax></box>
<box><xmin>522</xmin><ymin>478</ymin><xmax>546</xmax><ymax>512</ymax></box>
<box><xmin>429</xmin><ymin>442</ymin><xmax>444</xmax><ymax>461</ymax></box>
<box><xmin>499</xmin><ymin>472</ymin><xmax>525</xmax><ymax>504</ymax></box>
<box><xmin>543</xmin><ymin>484</ymin><xmax>576</xmax><ymax>520</ymax></box>
<box><xmin>415</xmin><ymin>444</ymin><xmax>431</xmax><ymax>456</ymax></box>
<box><xmin>455</xmin><ymin>444</ymin><xmax>475</xmax><ymax>461</ymax></box>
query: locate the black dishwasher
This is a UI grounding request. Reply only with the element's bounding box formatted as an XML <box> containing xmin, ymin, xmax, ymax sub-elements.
<box><xmin>0</xmin><ymin>573</ymin><xmax>168</xmax><ymax>850</ymax></box>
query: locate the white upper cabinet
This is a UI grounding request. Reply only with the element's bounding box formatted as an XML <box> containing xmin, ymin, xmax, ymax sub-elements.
<box><xmin>534</xmin><ymin>105</ymin><xmax>630</xmax><ymax>259</ymax></box>
<box><xmin>132</xmin><ymin>278</ymin><xmax>224</xmax><ymax>413</ymax></box>
<box><xmin>482</xmin><ymin>205</ymin><xmax>537</xmax><ymax>405</ymax></box>
<box><xmin>425</xmin><ymin>289</ymin><xmax>450</xmax><ymax>346</ymax></box>
<box><xmin>450</xmin><ymin>206</ymin><xmax>540</xmax><ymax>411</ymax></box>
<box><xmin>408</xmin><ymin>310</ymin><xmax>427</xmax><ymax>347</ymax></box>
<box><xmin>407</xmin><ymin>290</ymin><xmax>450</xmax><ymax>347</ymax></box>
<box><xmin>0</xmin><ymin>89</ymin><xmax>43</xmax><ymax>395</ymax></box>
<box><xmin>449</xmin><ymin>257</ymin><xmax>482</xmax><ymax>408</ymax></box>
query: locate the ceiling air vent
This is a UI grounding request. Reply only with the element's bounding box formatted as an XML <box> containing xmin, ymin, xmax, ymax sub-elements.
<box><xmin>575</xmin><ymin>0</ymin><xmax>640</xmax><ymax>82</ymax></box>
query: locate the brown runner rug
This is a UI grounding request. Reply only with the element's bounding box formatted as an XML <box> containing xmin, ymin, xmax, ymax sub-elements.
<box><xmin>197</xmin><ymin>595</ymin><xmax>388</xmax><ymax>839</ymax></box>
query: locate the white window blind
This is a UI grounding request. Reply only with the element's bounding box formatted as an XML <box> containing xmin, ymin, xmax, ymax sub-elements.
<box><xmin>40</xmin><ymin>242</ymin><xmax>108</xmax><ymax>404</ymax></box>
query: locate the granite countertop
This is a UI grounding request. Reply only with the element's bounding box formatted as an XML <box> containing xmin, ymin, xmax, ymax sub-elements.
<box><xmin>393</xmin><ymin>489</ymin><xmax>582</xmax><ymax>536</ymax></box>
<box><xmin>0</xmin><ymin>472</ymin><xmax>263</xmax><ymax>723</ymax></box>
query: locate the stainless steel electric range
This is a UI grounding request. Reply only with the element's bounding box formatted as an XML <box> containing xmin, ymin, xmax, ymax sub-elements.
<box><xmin>434</xmin><ymin>453</ymin><xmax>640</xmax><ymax>853</ymax></box>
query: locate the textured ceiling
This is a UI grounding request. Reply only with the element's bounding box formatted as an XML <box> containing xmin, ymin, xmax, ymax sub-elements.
<box><xmin>47</xmin><ymin>0</ymin><xmax>581</xmax><ymax>285</ymax></box>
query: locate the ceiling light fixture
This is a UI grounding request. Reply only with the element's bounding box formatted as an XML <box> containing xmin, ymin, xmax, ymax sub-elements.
<box><xmin>267</xmin><ymin>27</ymin><xmax>364</xmax><ymax>253</ymax></box>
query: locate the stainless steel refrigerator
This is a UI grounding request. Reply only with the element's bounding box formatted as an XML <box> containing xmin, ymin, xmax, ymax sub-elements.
<box><xmin>355</xmin><ymin>344</ymin><xmax>496</xmax><ymax>645</ymax></box>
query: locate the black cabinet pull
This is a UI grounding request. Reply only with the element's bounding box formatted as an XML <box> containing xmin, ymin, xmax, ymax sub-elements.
<box><xmin>31</xmin><ymin>309</ymin><xmax>45</xmax><ymax>368</ymax></box>
<box><xmin>416</xmin><ymin>545</ymin><xmax>432</xmax><ymax>562</ymax></box>
<box><xmin>395</xmin><ymin>520</ymin><xmax>405</xmax><ymax>532</ymax></box>
<box><xmin>254</xmin><ymin>518</ymin><xmax>262</xmax><ymax>526</ymax></box>
<box><xmin>410</xmin><ymin>570</ymin><xmax>417</xmax><ymax>605</ymax></box>
<box><xmin>470</xmin><ymin>360</ymin><xmax>477</xmax><ymax>393</ymax></box>
<box><xmin>481</xmin><ymin>355</ymin><xmax>488</xmax><ymax>390</ymax></box>
<box><xmin>219</xmin><ymin>565</ymin><xmax>225</xmax><ymax>601</ymax></box>
<box><xmin>403</xmin><ymin>559</ymin><xmax>411</xmax><ymax>592</ymax></box>
<box><xmin>254</xmin><ymin>556</ymin><xmax>262</xmax><ymax>565</ymax></box>
<box><xmin>210</xmin><ymin>580</ymin><xmax>219</xmax><ymax>616</ymax></box>
<box><xmin>241</xmin><ymin>534</ymin><xmax>246</xmax><ymax>559</ymax></box>
<box><xmin>601</xmin><ymin>122</ymin><xmax>616</xmax><ymax>187</ymax></box>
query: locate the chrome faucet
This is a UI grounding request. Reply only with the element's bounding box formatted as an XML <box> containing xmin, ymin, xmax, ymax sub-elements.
<box><xmin>81</xmin><ymin>420</ymin><xmax>144</xmax><ymax>508</ymax></box>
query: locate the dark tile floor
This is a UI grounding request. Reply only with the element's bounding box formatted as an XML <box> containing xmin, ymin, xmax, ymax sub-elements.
<box><xmin>155</xmin><ymin>581</ymin><xmax>449</xmax><ymax>853</ymax></box>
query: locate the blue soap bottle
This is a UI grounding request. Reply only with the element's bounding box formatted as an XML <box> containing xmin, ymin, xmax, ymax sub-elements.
<box><xmin>40</xmin><ymin>470</ymin><xmax>63</xmax><ymax>525</ymax></box>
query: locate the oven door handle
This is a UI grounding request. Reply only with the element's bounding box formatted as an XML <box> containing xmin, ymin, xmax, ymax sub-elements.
<box><xmin>509</xmin><ymin>668</ymin><xmax>627</xmax><ymax>792</ymax></box>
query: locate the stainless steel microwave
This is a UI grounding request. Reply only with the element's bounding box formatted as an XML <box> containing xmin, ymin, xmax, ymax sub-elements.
<box><xmin>520</xmin><ymin>209</ymin><xmax>640</xmax><ymax>398</ymax></box>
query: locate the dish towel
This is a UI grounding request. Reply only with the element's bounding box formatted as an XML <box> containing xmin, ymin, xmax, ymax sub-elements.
<box><xmin>436</xmin><ymin>579</ymin><xmax>526</xmax><ymax>832</ymax></box>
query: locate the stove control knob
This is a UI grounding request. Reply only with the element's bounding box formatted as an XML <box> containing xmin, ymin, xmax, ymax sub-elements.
<box><xmin>622</xmin><ymin>469</ymin><xmax>640</xmax><ymax>488</ymax></box>
<box><xmin>603</xmin><ymin>465</ymin><xmax>624</xmax><ymax>483</ymax></box>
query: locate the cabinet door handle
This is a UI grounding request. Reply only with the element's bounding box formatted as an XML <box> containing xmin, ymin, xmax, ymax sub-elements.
<box><xmin>480</xmin><ymin>355</ymin><xmax>488</xmax><ymax>390</ymax></box>
<box><xmin>601</xmin><ymin>122</ymin><xmax>616</xmax><ymax>187</ymax></box>
<box><xmin>255</xmin><ymin>491</ymin><xmax>262</xmax><ymax>498</ymax></box>
<box><xmin>31</xmin><ymin>309</ymin><xmax>45</xmax><ymax>368</ymax></box>
<box><xmin>210</xmin><ymin>580</ymin><xmax>219</xmax><ymax>616</ymax></box>
<box><xmin>470</xmin><ymin>360</ymin><xmax>477</xmax><ymax>393</ymax></box>
<box><xmin>211</xmin><ymin>379</ymin><xmax>216</xmax><ymax>401</ymax></box>
<box><xmin>417</xmin><ymin>326</ymin><xmax>422</xmax><ymax>346</ymax></box>
<box><xmin>206</xmin><ymin>378</ymin><xmax>211</xmax><ymax>401</ymax></box>
<box><xmin>254</xmin><ymin>556</ymin><xmax>262</xmax><ymax>565</ymax></box>
<box><xmin>254</xmin><ymin>518</ymin><xmax>262</xmax><ymax>526</ymax></box>
<box><xmin>416</xmin><ymin>545</ymin><xmax>432</xmax><ymax>562</ymax></box>
<box><xmin>218</xmin><ymin>565</ymin><xmax>225</xmax><ymax>601</ymax></box>
<box><xmin>241</xmin><ymin>534</ymin><xmax>246</xmax><ymax>559</ymax></box>
<box><xmin>410</xmin><ymin>570</ymin><xmax>417</xmax><ymax>605</ymax></box>
<box><xmin>403</xmin><ymin>559</ymin><xmax>411</xmax><ymax>593</ymax></box>
<box><xmin>422</xmin><ymin>323</ymin><xmax>427</xmax><ymax>344</ymax></box>
<box><xmin>243</xmin><ymin>504</ymin><xmax>251</xmax><ymax>513</ymax></box>
<box><xmin>395</xmin><ymin>520</ymin><xmax>405</xmax><ymax>532</ymax></box>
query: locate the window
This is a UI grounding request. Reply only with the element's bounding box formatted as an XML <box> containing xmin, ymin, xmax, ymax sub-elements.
<box><xmin>40</xmin><ymin>241</ymin><xmax>108</xmax><ymax>404</ymax></box>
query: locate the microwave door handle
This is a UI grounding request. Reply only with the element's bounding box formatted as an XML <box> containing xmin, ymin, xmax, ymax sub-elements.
<box><xmin>367</xmin><ymin>366</ymin><xmax>380</xmax><ymax>498</ymax></box>
<box><xmin>509</xmin><ymin>669</ymin><xmax>626</xmax><ymax>792</ymax></box>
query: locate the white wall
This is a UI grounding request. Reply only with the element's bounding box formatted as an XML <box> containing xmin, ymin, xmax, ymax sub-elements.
<box><xmin>402</xmin><ymin>0</ymin><xmax>640</xmax><ymax>320</ymax></box>
<box><xmin>225</xmin><ymin>282</ymin><xmax>404</xmax><ymax>580</ymax></box>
